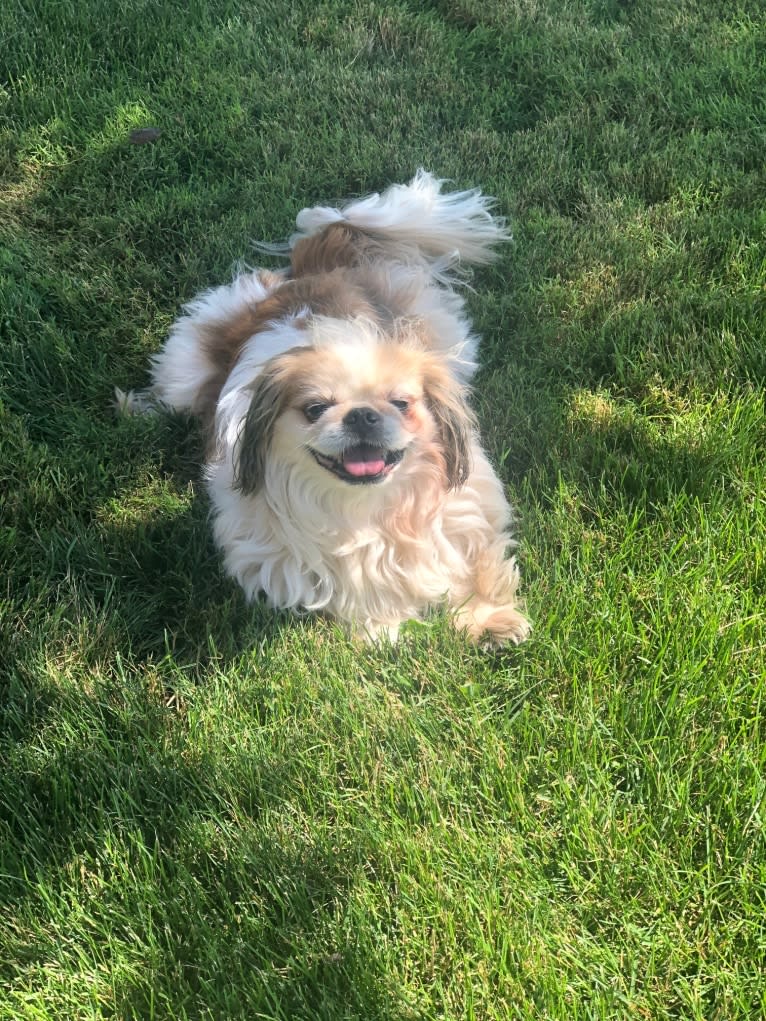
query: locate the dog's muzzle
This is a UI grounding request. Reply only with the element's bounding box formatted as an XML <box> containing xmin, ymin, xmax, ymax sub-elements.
<box><xmin>310</xmin><ymin>444</ymin><xmax>405</xmax><ymax>484</ymax></box>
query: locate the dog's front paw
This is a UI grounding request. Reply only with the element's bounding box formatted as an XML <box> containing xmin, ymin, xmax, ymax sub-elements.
<box><xmin>455</xmin><ymin>602</ymin><xmax>531</xmax><ymax>647</ymax></box>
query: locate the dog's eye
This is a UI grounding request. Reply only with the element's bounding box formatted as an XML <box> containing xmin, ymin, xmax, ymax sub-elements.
<box><xmin>304</xmin><ymin>402</ymin><xmax>331</xmax><ymax>422</ymax></box>
<box><xmin>390</xmin><ymin>399</ymin><xmax>409</xmax><ymax>413</ymax></box>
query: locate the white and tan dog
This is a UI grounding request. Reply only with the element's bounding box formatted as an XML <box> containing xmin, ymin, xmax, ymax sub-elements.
<box><xmin>119</xmin><ymin>171</ymin><xmax>530</xmax><ymax>645</ymax></box>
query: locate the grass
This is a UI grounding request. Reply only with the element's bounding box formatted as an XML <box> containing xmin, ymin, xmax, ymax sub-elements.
<box><xmin>1</xmin><ymin>0</ymin><xmax>765</xmax><ymax>1017</ymax></box>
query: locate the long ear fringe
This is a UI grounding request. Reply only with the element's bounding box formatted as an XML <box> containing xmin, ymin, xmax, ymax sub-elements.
<box><xmin>234</xmin><ymin>366</ymin><xmax>291</xmax><ymax>494</ymax></box>
<box><xmin>423</xmin><ymin>369</ymin><xmax>477</xmax><ymax>490</ymax></box>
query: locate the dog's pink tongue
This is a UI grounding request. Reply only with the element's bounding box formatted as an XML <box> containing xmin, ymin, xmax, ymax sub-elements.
<box><xmin>343</xmin><ymin>454</ymin><xmax>386</xmax><ymax>477</ymax></box>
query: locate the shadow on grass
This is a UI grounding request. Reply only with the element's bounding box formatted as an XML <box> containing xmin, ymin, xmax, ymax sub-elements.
<box><xmin>0</xmin><ymin>664</ymin><xmax>416</xmax><ymax>1019</ymax></box>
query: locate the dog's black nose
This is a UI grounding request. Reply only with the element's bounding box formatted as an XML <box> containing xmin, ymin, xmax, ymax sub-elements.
<box><xmin>344</xmin><ymin>407</ymin><xmax>380</xmax><ymax>428</ymax></box>
<box><xmin>343</xmin><ymin>406</ymin><xmax>382</xmax><ymax>439</ymax></box>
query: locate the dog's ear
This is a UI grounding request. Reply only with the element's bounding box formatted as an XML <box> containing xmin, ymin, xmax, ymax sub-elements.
<box><xmin>234</xmin><ymin>356</ymin><xmax>296</xmax><ymax>494</ymax></box>
<box><xmin>423</xmin><ymin>362</ymin><xmax>476</xmax><ymax>489</ymax></box>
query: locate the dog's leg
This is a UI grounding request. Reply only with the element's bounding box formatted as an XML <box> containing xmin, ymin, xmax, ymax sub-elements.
<box><xmin>451</xmin><ymin>543</ymin><xmax>531</xmax><ymax>647</ymax></box>
<box><xmin>441</xmin><ymin>454</ymin><xmax>531</xmax><ymax>647</ymax></box>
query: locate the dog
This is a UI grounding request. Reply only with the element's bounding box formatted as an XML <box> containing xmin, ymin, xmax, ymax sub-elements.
<box><xmin>117</xmin><ymin>171</ymin><xmax>530</xmax><ymax>645</ymax></box>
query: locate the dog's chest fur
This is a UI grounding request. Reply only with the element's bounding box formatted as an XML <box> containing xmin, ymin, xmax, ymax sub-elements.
<box><xmin>207</xmin><ymin>457</ymin><xmax>490</xmax><ymax>631</ymax></box>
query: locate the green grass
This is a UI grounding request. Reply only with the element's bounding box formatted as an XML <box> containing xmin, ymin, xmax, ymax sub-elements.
<box><xmin>2</xmin><ymin>0</ymin><xmax>765</xmax><ymax>1017</ymax></box>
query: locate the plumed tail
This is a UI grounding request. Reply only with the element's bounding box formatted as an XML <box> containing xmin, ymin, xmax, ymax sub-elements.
<box><xmin>286</xmin><ymin>169</ymin><xmax>510</xmax><ymax>274</ymax></box>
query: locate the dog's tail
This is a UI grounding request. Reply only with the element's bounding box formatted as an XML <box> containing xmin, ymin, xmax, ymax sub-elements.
<box><xmin>284</xmin><ymin>169</ymin><xmax>510</xmax><ymax>276</ymax></box>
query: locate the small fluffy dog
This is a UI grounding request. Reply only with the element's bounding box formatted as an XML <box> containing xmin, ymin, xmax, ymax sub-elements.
<box><xmin>119</xmin><ymin>171</ymin><xmax>530</xmax><ymax>645</ymax></box>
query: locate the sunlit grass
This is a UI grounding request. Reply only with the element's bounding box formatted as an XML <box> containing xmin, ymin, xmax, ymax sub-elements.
<box><xmin>2</xmin><ymin>0</ymin><xmax>765</xmax><ymax>1017</ymax></box>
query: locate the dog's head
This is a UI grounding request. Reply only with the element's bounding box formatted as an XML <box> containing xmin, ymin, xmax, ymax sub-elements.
<box><xmin>234</xmin><ymin>318</ymin><xmax>475</xmax><ymax>497</ymax></box>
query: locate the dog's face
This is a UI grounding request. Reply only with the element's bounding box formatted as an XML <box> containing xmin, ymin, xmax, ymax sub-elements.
<box><xmin>234</xmin><ymin>320</ymin><xmax>475</xmax><ymax>497</ymax></box>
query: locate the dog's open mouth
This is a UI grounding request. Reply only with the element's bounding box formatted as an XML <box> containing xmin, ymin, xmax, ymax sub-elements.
<box><xmin>310</xmin><ymin>445</ymin><xmax>405</xmax><ymax>485</ymax></box>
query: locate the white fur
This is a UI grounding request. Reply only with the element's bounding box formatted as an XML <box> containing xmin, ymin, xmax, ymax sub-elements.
<box><xmin>119</xmin><ymin>171</ymin><xmax>529</xmax><ymax>645</ymax></box>
<box><xmin>206</xmin><ymin>432</ymin><xmax>524</xmax><ymax>642</ymax></box>
<box><xmin>292</xmin><ymin>168</ymin><xmax>511</xmax><ymax>270</ymax></box>
<box><xmin>141</xmin><ymin>271</ymin><xmax>278</xmax><ymax>412</ymax></box>
<box><xmin>214</xmin><ymin>318</ymin><xmax>309</xmax><ymax>451</ymax></box>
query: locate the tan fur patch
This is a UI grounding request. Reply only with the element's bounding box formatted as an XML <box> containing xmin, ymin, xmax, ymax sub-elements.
<box><xmin>195</xmin><ymin>224</ymin><xmax>427</xmax><ymax>436</ymax></box>
<box><xmin>196</xmin><ymin>269</ymin><xmax>382</xmax><ymax>430</ymax></box>
<box><xmin>289</xmin><ymin>222</ymin><xmax>379</xmax><ymax>276</ymax></box>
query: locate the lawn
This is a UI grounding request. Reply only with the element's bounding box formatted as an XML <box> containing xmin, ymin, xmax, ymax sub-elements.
<box><xmin>1</xmin><ymin>0</ymin><xmax>765</xmax><ymax>1017</ymax></box>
